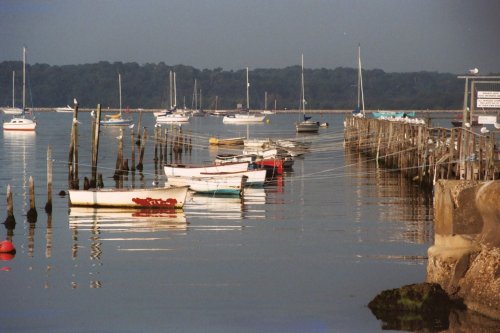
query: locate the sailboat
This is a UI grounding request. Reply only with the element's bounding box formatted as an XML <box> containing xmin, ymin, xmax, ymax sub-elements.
<box><xmin>352</xmin><ymin>44</ymin><xmax>365</xmax><ymax>117</ymax></box>
<box><xmin>2</xmin><ymin>71</ymin><xmax>23</xmax><ymax>115</ymax></box>
<box><xmin>295</xmin><ymin>54</ymin><xmax>319</xmax><ymax>133</ymax></box>
<box><xmin>156</xmin><ymin>71</ymin><xmax>191</xmax><ymax>123</ymax></box>
<box><xmin>100</xmin><ymin>73</ymin><xmax>132</xmax><ymax>126</ymax></box>
<box><xmin>261</xmin><ymin>91</ymin><xmax>275</xmax><ymax>115</ymax></box>
<box><xmin>223</xmin><ymin>67</ymin><xmax>266</xmax><ymax>124</ymax></box>
<box><xmin>3</xmin><ymin>47</ymin><xmax>37</xmax><ymax>131</ymax></box>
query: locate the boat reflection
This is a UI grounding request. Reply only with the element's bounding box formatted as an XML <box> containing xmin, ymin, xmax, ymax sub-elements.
<box><xmin>185</xmin><ymin>187</ymin><xmax>266</xmax><ymax>220</ymax></box>
<box><xmin>69</xmin><ymin>207</ymin><xmax>188</xmax><ymax>232</ymax></box>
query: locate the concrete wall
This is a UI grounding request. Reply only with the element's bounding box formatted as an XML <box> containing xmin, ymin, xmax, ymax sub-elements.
<box><xmin>428</xmin><ymin>180</ymin><xmax>500</xmax><ymax>320</ymax></box>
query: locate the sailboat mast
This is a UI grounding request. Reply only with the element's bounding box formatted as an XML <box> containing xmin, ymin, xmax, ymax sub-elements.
<box><xmin>169</xmin><ymin>71</ymin><xmax>173</xmax><ymax>109</ymax></box>
<box><xmin>174</xmin><ymin>72</ymin><xmax>177</xmax><ymax>108</ymax></box>
<box><xmin>246</xmin><ymin>67</ymin><xmax>250</xmax><ymax>110</ymax></box>
<box><xmin>199</xmin><ymin>89</ymin><xmax>202</xmax><ymax>110</ymax></box>
<box><xmin>12</xmin><ymin>71</ymin><xmax>15</xmax><ymax>108</ymax></box>
<box><xmin>301</xmin><ymin>54</ymin><xmax>305</xmax><ymax>113</ymax></box>
<box><xmin>118</xmin><ymin>73</ymin><xmax>122</xmax><ymax>115</ymax></box>
<box><xmin>22</xmin><ymin>47</ymin><xmax>26</xmax><ymax>111</ymax></box>
<box><xmin>265</xmin><ymin>91</ymin><xmax>267</xmax><ymax>110</ymax></box>
<box><xmin>358</xmin><ymin>44</ymin><xmax>365</xmax><ymax>115</ymax></box>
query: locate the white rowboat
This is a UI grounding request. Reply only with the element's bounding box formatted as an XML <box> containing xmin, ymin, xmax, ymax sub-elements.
<box><xmin>166</xmin><ymin>175</ymin><xmax>246</xmax><ymax>195</ymax></box>
<box><xmin>68</xmin><ymin>186</ymin><xmax>189</xmax><ymax>209</ymax></box>
<box><xmin>164</xmin><ymin>162</ymin><xmax>249</xmax><ymax>178</ymax></box>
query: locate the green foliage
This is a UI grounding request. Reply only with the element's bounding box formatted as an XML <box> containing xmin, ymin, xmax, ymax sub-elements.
<box><xmin>0</xmin><ymin>61</ymin><xmax>467</xmax><ymax>109</ymax></box>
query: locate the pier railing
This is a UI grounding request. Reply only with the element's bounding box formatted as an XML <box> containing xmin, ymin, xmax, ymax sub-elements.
<box><xmin>344</xmin><ymin>117</ymin><xmax>498</xmax><ymax>187</ymax></box>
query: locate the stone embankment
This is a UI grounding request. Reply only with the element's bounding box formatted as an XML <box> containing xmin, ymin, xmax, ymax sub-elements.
<box><xmin>429</xmin><ymin>180</ymin><xmax>500</xmax><ymax>320</ymax></box>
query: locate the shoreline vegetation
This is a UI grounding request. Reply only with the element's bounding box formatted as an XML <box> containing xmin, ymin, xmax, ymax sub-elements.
<box><xmin>22</xmin><ymin>108</ymin><xmax>462</xmax><ymax>114</ymax></box>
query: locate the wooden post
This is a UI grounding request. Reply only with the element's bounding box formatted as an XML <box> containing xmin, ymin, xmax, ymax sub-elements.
<box><xmin>68</xmin><ymin>101</ymin><xmax>79</xmax><ymax>189</ymax></box>
<box><xmin>130</xmin><ymin>127</ymin><xmax>136</xmax><ymax>172</ymax></box>
<box><xmin>27</xmin><ymin>176</ymin><xmax>37</xmax><ymax>223</ymax></box>
<box><xmin>45</xmin><ymin>145</ymin><xmax>52</xmax><ymax>214</ymax></box>
<box><xmin>137</xmin><ymin>128</ymin><xmax>147</xmax><ymax>171</ymax></box>
<box><xmin>91</xmin><ymin>104</ymin><xmax>102</xmax><ymax>188</ymax></box>
<box><xmin>5</xmin><ymin>184</ymin><xmax>15</xmax><ymax>225</ymax></box>
<box><xmin>136</xmin><ymin>110</ymin><xmax>143</xmax><ymax>145</ymax></box>
<box><xmin>113</xmin><ymin>128</ymin><xmax>124</xmax><ymax>184</ymax></box>
<box><xmin>154</xmin><ymin>125</ymin><xmax>159</xmax><ymax>163</ymax></box>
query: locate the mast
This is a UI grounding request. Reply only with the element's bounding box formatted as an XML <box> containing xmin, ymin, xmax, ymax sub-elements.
<box><xmin>357</xmin><ymin>44</ymin><xmax>365</xmax><ymax>116</ymax></box>
<box><xmin>12</xmin><ymin>71</ymin><xmax>15</xmax><ymax>108</ymax></box>
<box><xmin>173</xmin><ymin>72</ymin><xmax>177</xmax><ymax>108</ymax></box>
<box><xmin>265</xmin><ymin>91</ymin><xmax>267</xmax><ymax>110</ymax></box>
<box><xmin>23</xmin><ymin>47</ymin><xmax>26</xmax><ymax>111</ymax></box>
<box><xmin>246</xmin><ymin>67</ymin><xmax>250</xmax><ymax>110</ymax></box>
<box><xmin>193</xmin><ymin>79</ymin><xmax>198</xmax><ymax>110</ymax></box>
<box><xmin>301</xmin><ymin>53</ymin><xmax>305</xmax><ymax>114</ymax></box>
<box><xmin>199</xmin><ymin>88</ymin><xmax>202</xmax><ymax>110</ymax></box>
<box><xmin>118</xmin><ymin>73</ymin><xmax>122</xmax><ymax>115</ymax></box>
<box><xmin>169</xmin><ymin>71</ymin><xmax>173</xmax><ymax>109</ymax></box>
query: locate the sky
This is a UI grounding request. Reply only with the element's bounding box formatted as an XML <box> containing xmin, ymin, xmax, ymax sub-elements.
<box><xmin>0</xmin><ymin>0</ymin><xmax>499</xmax><ymax>74</ymax></box>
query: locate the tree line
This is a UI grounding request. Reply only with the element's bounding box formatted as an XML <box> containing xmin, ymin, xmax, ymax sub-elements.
<box><xmin>0</xmin><ymin>60</ymin><xmax>476</xmax><ymax>110</ymax></box>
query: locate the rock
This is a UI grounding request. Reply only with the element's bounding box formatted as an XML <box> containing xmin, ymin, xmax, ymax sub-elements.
<box><xmin>368</xmin><ymin>282</ymin><xmax>464</xmax><ymax>331</ymax></box>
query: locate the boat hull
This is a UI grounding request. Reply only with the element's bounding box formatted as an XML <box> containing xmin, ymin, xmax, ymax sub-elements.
<box><xmin>3</xmin><ymin>117</ymin><xmax>36</xmax><ymax>131</ymax></box>
<box><xmin>200</xmin><ymin>169</ymin><xmax>267</xmax><ymax>186</ymax></box>
<box><xmin>164</xmin><ymin>162</ymin><xmax>249</xmax><ymax>177</ymax></box>
<box><xmin>209</xmin><ymin>137</ymin><xmax>245</xmax><ymax>146</ymax></box>
<box><xmin>295</xmin><ymin>120</ymin><xmax>319</xmax><ymax>133</ymax></box>
<box><xmin>167</xmin><ymin>175</ymin><xmax>246</xmax><ymax>195</ymax></box>
<box><xmin>68</xmin><ymin>186</ymin><xmax>189</xmax><ymax>208</ymax></box>
<box><xmin>223</xmin><ymin>114</ymin><xmax>266</xmax><ymax>124</ymax></box>
<box><xmin>2</xmin><ymin>108</ymin><xmax>23</xmax><ymax>115</ymax></box>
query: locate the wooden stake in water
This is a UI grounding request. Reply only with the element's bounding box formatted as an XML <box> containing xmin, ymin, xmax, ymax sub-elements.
<box><xmin>113</xmin><ymin>128</ymin><xmax>124</xmax><ymax>182</ymax></box>
<box><xmin>130</xmin><ymin>127</ymin><xmax>136</xmax><ymax>172</ymax></box>
<box><xmin>27</xmin><ymin>176</ymin><xmax>37</xmax><ymax>223</ymax></box>
<box><xmin>5</xmin><ymin>184</ymin><xmax>15</xmax><ymax>225</ymax></box>
<box><xmin>137</xmin><ymin>128</ymin><xmax>147</xmax><ymax>171</ymax></box>
<box><xmin>91</xmin><ymin>104</ymin><xmax>102</xmax><ymax>188</ymax></box>
<box><xmin>45</xmin><ymin>145</ymin><xmax>52</xmax><ymax>214</ymax></box>
<box><xmin>68</xmin><ymin>101</ymin><xmax>79</xmax><ymax>189</ymax></box>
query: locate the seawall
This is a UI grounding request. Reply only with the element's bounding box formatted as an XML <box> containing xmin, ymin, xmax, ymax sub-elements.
<box><xmin>429</xmin><ymin>180</ymin><xmax>500</xmax><ymax>320</ymax></box>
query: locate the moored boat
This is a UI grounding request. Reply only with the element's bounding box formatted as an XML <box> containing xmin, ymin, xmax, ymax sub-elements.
<box><xmin>222</xmin><ymin>113</ymin><xmax>266</xmax><ymax>124</ymax></box>
<box><xmin>200</xmin><ymin>169</ymin><xmax>267</xmax><ymax>186</ymax></box>
<box><xmin>295</xmin><ymin>54</ymin><xmax>319</xmax><ymax>133</ymax></box>
<box><xmin>55</xmin><ymin>105</ymin><xmax>74</xmax><ymax>113</ymax></box>
<box><xmin>209</xmin><ymin>136</ymin><xmax>245</xmax><ymax>146</ymax></box>
<box><xmin>3</xmin><ymin>116</ymin><xmax>36</xmax><ymax>131</ymax></box>
<box><xmin>166</xmin><ymin>175</ymin><xmax>247</xmax><ymax>195</ymax></box>
<box><xmin>164</xmin><ymin>162</ymin><xmax>249</xmax><ymax>178</ymax></box>
<box><xmin>371</xmin><ymin>111</ymin><xmax>415</xmax><ymax>119</ymax></box>
<box><xmin>68</xmin><ymin>186</ymin><xmax>189</xmax><ymax>209</ymax></box>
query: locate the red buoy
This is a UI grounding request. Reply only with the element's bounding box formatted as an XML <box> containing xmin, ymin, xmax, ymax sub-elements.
<box><xmin>0</xmin><ymin>240</ymin><xmax>15</xmax><ymax>253</ymax></box>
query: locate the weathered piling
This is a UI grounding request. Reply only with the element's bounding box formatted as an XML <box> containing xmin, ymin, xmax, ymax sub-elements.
<box><xmin>136</xmin><ymin>128</ymin><xmax>147</xmax><ymax>171</ymax></box>
<box><xmin>45</xmin><ymin>145</ymin><xmax>52</xmax><ymax>214</ymax></box>
<box><xmin>68</xmin><ymin>101</ymin><xmax>79</xmax><ymax>189</ymax></box>
<box><xmin>136</xmin><ymin>110</ymin><xmax>142</xmax><ymax>145</ymax></box>
<box><xmin>91</xmin><ymin>104</ymin><xmax>102</xmax><ymax>188</ymax></box>
<box><xmin>113</xmin><ymin>128</ymin><xmax>124</xmax><ymax>182</ymax></box>
<box><xmin>5</xmin><ymin>185</ymin><xmax>15</xmax><ymax>225</ymax></box>
<box><xmin>27</xmin><ymin>176</ymin><xmax>37</xmax><ymax>222</ymax></box>
<box><xmin>130</xmin><ymin>127</ymin><xmax>136</xmax><ymax>172</ymax></box>
<box><xmin>344</xmin><ymin>117</ymin><xmax>498</xmax><ymax>187</ymax></box>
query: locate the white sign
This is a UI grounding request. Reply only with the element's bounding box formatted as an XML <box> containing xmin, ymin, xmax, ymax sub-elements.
<box><xmin>478</xmin><ymin>115</ymin><xmax>497</xmax><ymax>125</ymax></box>
<box><xmin>477</xmin><ymin>91</ymin><xmax>500</xmax><ymax>99</ymax></box>
<box><xmin>477</xmin><ymin>99</ymin><xmax>500</xmax><ymax>108</ymax></box>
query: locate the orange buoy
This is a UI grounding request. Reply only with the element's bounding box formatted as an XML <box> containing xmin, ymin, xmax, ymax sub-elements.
<box><xmin>0</xmin><ymin>240</ymin><xmax>15</xmax><ymax>253</ymax></box>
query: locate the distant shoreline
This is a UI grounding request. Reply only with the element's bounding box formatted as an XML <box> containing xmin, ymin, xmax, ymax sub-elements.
<box><xmin>24</xmin><ymin>108</ymin><xmax>462</xmax><ymax>114</ymax></box>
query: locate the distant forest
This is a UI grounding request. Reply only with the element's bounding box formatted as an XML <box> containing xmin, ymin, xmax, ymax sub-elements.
<box><xmin>0</xmin><ymin>61</ymin><xmax>484</xmax><ymax>110</ymax></box>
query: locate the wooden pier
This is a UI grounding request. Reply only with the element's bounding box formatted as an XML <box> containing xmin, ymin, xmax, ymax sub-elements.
<box><xmin>344</xmin><ymin>117</ymin><xmax>498</xmax><ymax>187</ymax></box>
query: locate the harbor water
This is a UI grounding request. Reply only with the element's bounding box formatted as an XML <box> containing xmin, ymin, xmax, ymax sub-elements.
<box><xmin>0</xmin><ymin>111</ymin><xmax>435</xmax><ymax>332</ymax></box>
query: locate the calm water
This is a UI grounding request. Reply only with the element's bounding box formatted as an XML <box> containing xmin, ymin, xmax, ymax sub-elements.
<box><xmin>0</xmin><ymin>111</ymin><xmax>434</xmax><ymax>332</ymax></box>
